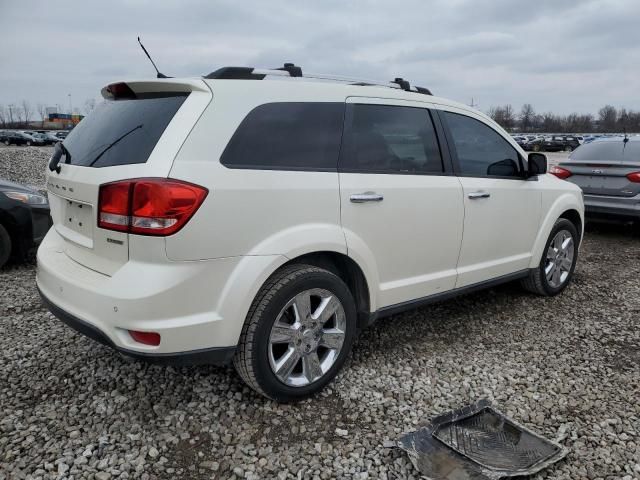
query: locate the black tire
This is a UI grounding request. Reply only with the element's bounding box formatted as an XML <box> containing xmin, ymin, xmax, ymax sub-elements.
<box><xmin>3</xmin><ymin>140</ymin><xmax>9</xmax><ymax>146</ymax></box>
<box><xmin>564</xmin><ymin>145</ymin><xmax>572</xmax><ymax>152</ymax></box>
<box><xmin>533</xmin><ymin>144</ymin><xmax>541</xmax><ymax>152</ymax></box>
<box><xmin>522</xmin><ymin>218</ymin><xmax>579</xmax><ymax>296</ymax></box>
<box><xmin>26</xmin><ymin>141</ymin><xmax>31</xmax><ymax>146</ymax></box>
<box><xmin>0</xmin><ymin>224</ymin><xmax>11</xmax><ymax>269</ymax></box>
<box><xmin>234</xmin><ymin>264</ymin><xmax>357</xmax><ymax>402</ymax></box>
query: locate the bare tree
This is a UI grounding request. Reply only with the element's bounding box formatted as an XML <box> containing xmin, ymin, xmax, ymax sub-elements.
<box><xmin>83</xmin><ymin>98</ymin><xmax>96</xmax><ymax>116</ymax></box>
<box><xmin>519</xmin><ymin>104</ymin><xmax>535</xmax><ymax>132</ymax></box>
<box><xmin>488</xmin><ymin>105</ymin><xmax>516</xmax><ymax>131</ymax></box>
<box><xmin>37</xmin><ymin>103</ymin><xmax>47</xmax><ymax>127</ymax></box>
<box><xmin>598</xmin><ymin>105</ymin><xmax>617</xmax><ymax>132</ymax></box>
<box><xmin>21</xmin><ymin>100</ymin><xmax>33</xmax><ymax>126</ymax></box>
<box><xmin>0</xmin><ymin>105</ymin><xmax>6</xmax><ymax>128</ymax></box>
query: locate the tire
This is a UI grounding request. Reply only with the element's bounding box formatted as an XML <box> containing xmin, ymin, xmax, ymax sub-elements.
<box><xmin>521</xmin><ymin>218</ymin><xmax>579</xmax><ymax>296</ymax></box>
<box><xmin>0</xmin><ymin>224</ymin><xmax>11</xmax><ymax>269</ymax></box>
<box><xmin>3</xmin><ymin>140</ymin><xmax>9</xmax><ymax>146</ymax></box>
<box><xmin>26</xmin><ymin>141</ymin><xmax>31</xmax><ymax>146</ymax></box>
<box><xmin>234</xmin><ymin>264</ymin><xmax>357</xmax><ymax>402</ymax></box>
<box><xmin>564</xmin><ymin>145</ymin><xmax>572</xmax><ymax>152</ymax></box>
<box><xmin>533</xmin><ymin>144</ymin><xmax>541</xmax><ymax>152</ymax></box>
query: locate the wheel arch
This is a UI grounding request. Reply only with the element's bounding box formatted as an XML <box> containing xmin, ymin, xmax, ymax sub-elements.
<box><xmin>529</xmin><ymin>194</ymin><xmax>584</xmax><ymax>269</ymax></box>
<box><xmin>282</xmin><ymin>251</ymin><xmax>372</xmax><ymax>329</ymax></box>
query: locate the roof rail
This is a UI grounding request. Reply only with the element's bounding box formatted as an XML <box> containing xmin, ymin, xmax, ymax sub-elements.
<box><xmin>204</xmin><ymin>63</ymin><xmax>432</xmax><ymax>96</ymax></box>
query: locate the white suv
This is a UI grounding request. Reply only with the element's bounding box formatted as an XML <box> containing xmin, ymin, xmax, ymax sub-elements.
<box><xmin>37</xmin><ymin>65</ymin><xmax>584</xmax><ymax>401</ymax></box>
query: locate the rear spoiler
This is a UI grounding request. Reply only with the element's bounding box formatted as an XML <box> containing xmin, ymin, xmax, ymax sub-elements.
<box><xmin>101</xmin><ymin>79</ymin><xmax>210</xmax><ymax>100</ymax></box>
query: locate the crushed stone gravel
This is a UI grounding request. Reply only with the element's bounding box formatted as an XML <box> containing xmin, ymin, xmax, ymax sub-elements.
<box><xmin>0</xmin><ymin>146</ymin><xmax>639</xmax><ymax>479</ymax></box>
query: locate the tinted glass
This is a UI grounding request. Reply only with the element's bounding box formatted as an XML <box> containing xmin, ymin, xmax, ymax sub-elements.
<box><xmin>570</xmin><ymin>140</ymin><xmax>640</xmax><ymax>162</ymax></box>
<box><xmin>62</xmin><ymin>94</ymin><xmax>187</xmax><ymax>168</ymax></box>
<box><xmin>221</xmin><ymin>102</ymin><xmax>344</xmax><ymax>170</ymax></box>
<box><xmin>340</xmin><ymin>104</ymin><xmax>443</xmax><ymax>174</ymax></box>
<box><xmin>444</xmin><ymin>112</ymin><xmax>521</xmax><ymax>178</ymax></box>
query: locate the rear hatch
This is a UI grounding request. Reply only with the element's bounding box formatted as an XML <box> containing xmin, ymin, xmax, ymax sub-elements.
<box><xmin>561</xmin><ymin>140</ymin><xmax>640</xmax><ymax>197</ymax></box>
<box><xmin>46</xmin><ymin>79</ymin><xmax>212</xmax><ymax>275</ymax></box>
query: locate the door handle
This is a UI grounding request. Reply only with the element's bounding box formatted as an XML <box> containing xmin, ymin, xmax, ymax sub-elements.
<box><xmin>468</xmin><ymin>191</ymin><xmax>490</xmax><ymax>199</ymax></box>
<box><xmin>350</xmin><ymin>192</ymin><xmax>384</xmax><ymax>203</ymax></box>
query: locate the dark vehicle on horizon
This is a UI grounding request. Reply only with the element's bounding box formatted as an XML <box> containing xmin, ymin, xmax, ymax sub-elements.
<box><xmin>551</xmin><ymin>137</ymin><xmax>640</xmax><ymax>225</ymax></box>
<box><xmin>0</xmin><ymin>179</ymin><xmax>52</xmax><ymax>268</ymax></box>
<box><xmin>524</xmin><ymin>135</ymin><xmax>580</xmax><ymax>152</ymax></box>
<box><xmin>1</xmin><ymin>131</ymin><xmax>40</xmax><ymax>146</ymax></box>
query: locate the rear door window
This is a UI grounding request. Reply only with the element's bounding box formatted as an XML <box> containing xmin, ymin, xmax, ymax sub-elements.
<box><xmin>62</xmin><ymin>94</ymin><xmax>188</xmax><ymax>168</ymax></box>
<box><xmin>339</xmin><ymin>104</ymin><xmax>443</xmax><ymax>174</ymax></box>
<box><xmin>221</xmin><ymin>102</ymin><xmax>344</xmax><ymax>170</ymax></box>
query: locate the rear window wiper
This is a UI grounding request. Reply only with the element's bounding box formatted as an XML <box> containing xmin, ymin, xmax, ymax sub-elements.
<box><xmin>48</xmin><ymin>142</ymin><xmax>71</xmax><ymax>173</ymax></box>
<box><xmin>87</xmin><ymin>124</ymin><xmax>143</xmax><ymax>167</ymax></box>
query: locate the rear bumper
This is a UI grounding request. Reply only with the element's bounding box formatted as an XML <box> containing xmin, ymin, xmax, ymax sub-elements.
<box><xmin>36</xmin><ymin>228</ymin><xmax>284</xmax><ymax>363</ymax></box>
<box><xmin>39</xmin><ymin>286</ymin><xmax>235</xmax><ymax>365</ymax></box>
<box><xmin>584</xmin><ymin>193</ymin><xmax>640</xmax><ymax>220</ymax></box>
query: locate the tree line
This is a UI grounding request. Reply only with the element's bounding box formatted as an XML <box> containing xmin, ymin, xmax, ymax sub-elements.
<box><xmin>487</xmin><ymin>104</ymin><xmax>640</xmax><ymax>133</ymax></box>
<box><xmin>0</xmin><ymin>99</ymin><xmax>97</xmax><ymax>129</ymax></box>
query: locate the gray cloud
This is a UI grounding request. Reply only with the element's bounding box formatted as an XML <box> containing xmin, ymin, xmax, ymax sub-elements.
<box><xmin>1</xmin><ymin>0</ymin><xmax>639</xmax><ymax>115</ymax></box>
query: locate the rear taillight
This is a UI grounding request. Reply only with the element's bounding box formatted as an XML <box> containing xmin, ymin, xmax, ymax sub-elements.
<box><xmin>626</xmin><ymin>172</ymin><xmax>640</xmax><ymax>183</ymax></box>
<box><xmin>98</xmin><ymin>178</ymin><xmax>207</xmax><ymax>236</ymax></box>
<box><xmin>550</xmin><ymin>166</ymin><xmax>572</xmax><ymax>179</ymax></box>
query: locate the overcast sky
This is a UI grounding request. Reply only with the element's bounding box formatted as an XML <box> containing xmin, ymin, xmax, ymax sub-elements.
<box><xmin>1</xmin><ymin>0</ymin><xmax>639</xmax><ymax>116</ymax></box>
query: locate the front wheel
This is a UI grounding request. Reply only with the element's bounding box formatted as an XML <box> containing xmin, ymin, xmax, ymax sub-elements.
<box><xmin>234</xmin><ymin>264</ymin><xmax>356</xmax><ymax>402</ymax></box>
<box><xmin>522</xmin><ymin>218</ymin><xmax>579</xmax><ymax>296</ymax></box>
<box><xmin>533</xmin><ymin>144</ymin><xmax>541</xmax><ymax>152</ymax></box>
<box><xmin>0</xmin><ymin>224</ymin><xmax>12</xmax><ymax>269</ymax></box>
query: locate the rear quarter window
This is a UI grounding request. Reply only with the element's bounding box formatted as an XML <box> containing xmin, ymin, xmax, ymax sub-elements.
<box><xmin>220</xmin><ymin>102</ymin><xmax>345</xmax><ymax>171</ymax></box>
<box><xmin>571</xmin><ymin>141</ymin><xmax>640</xmax><ymax>162</ymax></box>
<box><xmin>62</xmin><ymin>94</ymin><xmax>188</xmax><ymax>168</ymax></box>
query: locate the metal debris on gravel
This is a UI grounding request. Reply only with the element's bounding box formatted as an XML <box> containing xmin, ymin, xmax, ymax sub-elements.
<box><xmin>1</xmin><ymin>146</ymin><xmax>639</xmax><ymax>479</ymax></box>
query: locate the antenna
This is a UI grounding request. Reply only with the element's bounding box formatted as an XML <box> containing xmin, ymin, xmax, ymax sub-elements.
<box><xmin>137</xmin><ymin>36</ymin><xmax>169</xmax><ymax>78</ymax></box>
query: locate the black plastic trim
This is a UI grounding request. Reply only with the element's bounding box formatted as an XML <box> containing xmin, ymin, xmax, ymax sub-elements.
<box><xmin>204</xmin><ymin>67</ymin><xmax>265</xmax><ymax>80</ymax></box>
<box><xmin>372</xmin><ymin>269</ymin><xmax>531</xmax><ymax>321</ymax></box>
<box><xmin>39</xmin><ymin>287</ymin><xmax>236</xmax><ymax>366</ymax></box>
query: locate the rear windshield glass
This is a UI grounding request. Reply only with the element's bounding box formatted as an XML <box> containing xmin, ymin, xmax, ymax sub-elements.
<box><xmin>571</xmin><ymin>140</ymin><xmax>640</xmax><ymax>162</ymax></box>
<box><xmin>62</xmin><ymin>94</ymin><xmax>187</xmax><ymax>167</ymax></box>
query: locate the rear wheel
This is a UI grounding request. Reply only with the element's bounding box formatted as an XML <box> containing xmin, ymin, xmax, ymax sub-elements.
<box><xmin>522</xmin><ymin>218</ymin><xmax>578</xmax><ymax>296</ymax></box>
<box><xmin>26</xmin><ymin>141</ymin><xmax>32</xmax><ymax>146</ymax></box>
<box><xmin>533</xmin><ymin>144</ymin><xmax>541</xmax><ymax>152</ymax></box>
<box><xmin>3</xmin><ymin>140</ymin><xmax>9</xmax><ymax>146</ymax></box>
<box><xmin>564</xmin><ymin>145</ymin><xmax>572</xmax><ymax>152</ymax></box>
<box><xmin>0</xmin><ymin>224</ymin><xmax>11</xmax><ymax>269</ymax></box>
<box><xmin>234</xmin><ymin>264</ymin><xmax>357</xmax><ymax>402</ymax></box>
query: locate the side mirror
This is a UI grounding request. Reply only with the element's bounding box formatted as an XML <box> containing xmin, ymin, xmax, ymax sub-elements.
<box><xmin>527</xmin><ymin>153</ymin><xmax>547</xmax><ymax>177</ymax></box>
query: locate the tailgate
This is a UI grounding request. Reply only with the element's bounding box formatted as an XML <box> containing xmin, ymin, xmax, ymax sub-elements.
<box><xmin>46</xmin><ymin>79</ymin><xmax>212</xmax><ymax>275</ymax></box>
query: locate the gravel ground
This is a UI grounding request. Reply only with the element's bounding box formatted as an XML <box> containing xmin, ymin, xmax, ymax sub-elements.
<box><xmin>1</xmin><ymin>146</ymin><xmax>639</xmax><ymax>480</ymax></box>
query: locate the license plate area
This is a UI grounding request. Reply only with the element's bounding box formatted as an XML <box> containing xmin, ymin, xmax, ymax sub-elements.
<box><xmin>54</xmin><ymin>197</ymin><xmax>95</xmax><ymax>248</ymax></box>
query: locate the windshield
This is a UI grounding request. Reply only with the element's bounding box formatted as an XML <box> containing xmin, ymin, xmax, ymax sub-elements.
<box><xmin>570</xmin><ymin>141</ymin><xmax>640</xmax><ymax>162</ymax></box>
<box><xmin>62</xmin><ymin>94</ymin><xmax>187</xmax><ymax>167</ymax></box>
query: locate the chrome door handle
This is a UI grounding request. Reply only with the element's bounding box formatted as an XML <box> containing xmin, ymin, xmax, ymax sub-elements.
<box><xmin>468</xmin><ymin>191</ymin><xmax>490</xmax><ymax>199</ymax></box>
<box><xmin>350</xmin><ymin>192</ymin><xmax>384</xmax><ymax>203</ymax></box>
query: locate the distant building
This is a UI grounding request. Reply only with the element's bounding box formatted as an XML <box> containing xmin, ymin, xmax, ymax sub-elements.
<box><xmin>47</xmin><ymin>112</ymin><xmax>84</xmax><ymax>129</ymax></box>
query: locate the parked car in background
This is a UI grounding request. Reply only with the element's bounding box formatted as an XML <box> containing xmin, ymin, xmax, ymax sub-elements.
<box><xmin>524</xmin><ymin>136</ymin><xmax>580</xmax><ymax>152</ymax></box>
<box><xmin>32</xmin><ymin>132</ymin><xmax>59</xmax><ymax>145</ymax></box>
<box><xmin>0</xmin><ymin>179</ymin><xmax>52</xmax><ymax>268</ymax></box>
<box><xmin>2</xmin><ymin>131</ymin><xmax>38</xmax><ymax>146</ymax></box>
<box><xmin>55</xmin><ymin>131</ymin><xmax>69</xmax><ymax>140</ymax></box>
<box><xmin>38</xmin><ymin>69</ymin><xmax>584</xmax><ymax>401</ymax></box>
<box><xmin>551</xmin><ymin>137</ymin><xmax>640</xmax><ymax>225</ymax></box>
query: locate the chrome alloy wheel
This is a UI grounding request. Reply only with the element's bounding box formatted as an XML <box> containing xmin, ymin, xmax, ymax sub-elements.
<box><xmin>268</xmin><ymin>288</ymin><xmax>346</xmax><ymax>387</ymax></box>
<box><xmin>545</xmin><ymin>230</ymin><xmax>574</xmax><ymax>288</ymax></box>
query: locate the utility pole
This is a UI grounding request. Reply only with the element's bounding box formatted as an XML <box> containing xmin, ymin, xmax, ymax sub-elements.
<box><xmin>8</xmin><ymin>104</ymin><xmax>14</xmax><ymax>126</ymax></box>
<box><xmin>469</xmin><ymin>97</ymin><xmax>478</xmax><ymax>109</ymax></box>
<box><xmin>68</xmin><ymin>94</ymin><xmax>72</xmax><ymax>114</ymax></box>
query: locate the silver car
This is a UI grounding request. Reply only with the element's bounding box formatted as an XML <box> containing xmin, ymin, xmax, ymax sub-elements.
<box><xmin>552</xmin><ymin>137</ymin><xmax>640</xmax><ymax>222</ymax></box>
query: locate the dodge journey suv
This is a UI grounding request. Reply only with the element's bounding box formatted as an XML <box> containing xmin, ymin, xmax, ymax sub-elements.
<box><xmin>37</xmin><ymin>65</ymin><xmax>584</xmax><ymax>401</ymax></box>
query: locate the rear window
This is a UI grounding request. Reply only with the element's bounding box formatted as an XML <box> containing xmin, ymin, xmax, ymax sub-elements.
<box><xmin>571</xmin><ymin>141</ymin><xmax>640</xmax><ymax>162</ymax></box>
<box><xmin>221</xmin><ymin>102</ymin><xmax>344</xmax><ymax>170</ymax></box>
<box><xmin>62</xmin><ymin>94</ymin><xmax>188</xmax><ymax>167</ymax></box>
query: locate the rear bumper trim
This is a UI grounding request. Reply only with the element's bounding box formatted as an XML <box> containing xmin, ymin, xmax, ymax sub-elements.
<box><xmin>38</xmin><ymin>286</ymin><xmax>236</xmax><ymax>366</ymax></box>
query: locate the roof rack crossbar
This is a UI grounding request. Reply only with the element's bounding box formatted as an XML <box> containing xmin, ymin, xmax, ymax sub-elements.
<box><xmin>204</xmin><ymin>63</ymin><xmax>433</xmax><ymax>95</ymax></box>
